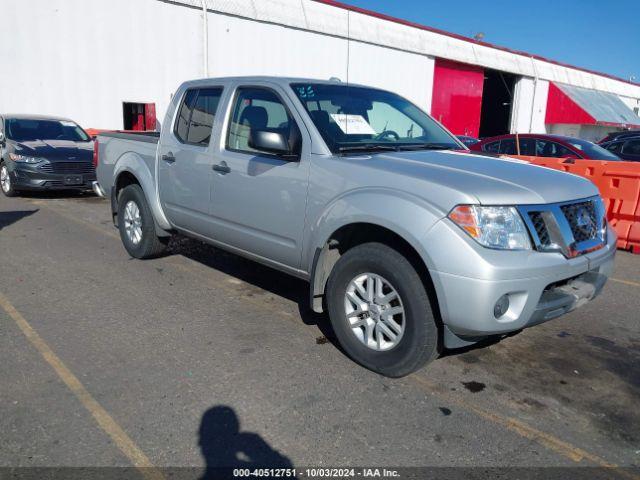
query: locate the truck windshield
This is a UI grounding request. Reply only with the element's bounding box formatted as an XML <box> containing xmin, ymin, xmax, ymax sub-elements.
<box><xmin>6</xmin><ymin>118</ymin><xmax>91</xmax><ymax>142</ymax></box>
<box><xmin>291</xmin><ymin>83</ymin><xmax>462</xmax><ymax>154</ymax></box>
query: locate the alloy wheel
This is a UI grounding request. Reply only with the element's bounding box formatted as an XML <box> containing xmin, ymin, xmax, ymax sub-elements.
<box><xmin>344</xmin><ymin>273</ymin><xmax>405</xmax><ymax>351</ymax></box>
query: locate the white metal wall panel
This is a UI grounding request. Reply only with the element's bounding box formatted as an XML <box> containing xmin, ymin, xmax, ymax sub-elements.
<box><xmin>347</xmin><ymin>43</ymin><xmax>435</xmax><ymax>112</ymax></box>
<box><xmin>511</xmin><ymin>78</ymin><xmax>550</xmax><ymax>134</ymax></box>
<box><xmin>206</xmin><ymin>13</ymin><xmax>349</xmax><ymax>81</ymax></box>
<box><xmin>0</xmin><ymin>0</ymin><xmax>203</xmax><ymax>128</ymax></box>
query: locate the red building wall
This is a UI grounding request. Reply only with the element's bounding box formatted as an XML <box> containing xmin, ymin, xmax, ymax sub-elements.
<box><xmin>431</xmin><ymin>59</ymin><xmax>484</xmax><ymax>137</ymax></box>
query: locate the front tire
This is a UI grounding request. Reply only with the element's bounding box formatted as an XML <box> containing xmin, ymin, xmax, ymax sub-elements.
<box><xmin>117</xmin><ymin>184</ymin><xmax>167</xmax><ymax>259</ymax></box>
<box><xmin>326</xmin><ymin>242</ymin><xmax>439</xmax><ymax>377</ymax></box>
<box><xmin>0</xmin><ymin>162</ymin><xmax>18</xmax><ymax>197</ymax></box>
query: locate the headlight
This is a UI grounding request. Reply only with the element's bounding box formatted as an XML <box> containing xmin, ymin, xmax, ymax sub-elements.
<box><xmin>9</xmin><ymin>153</ymin><xmax>44</xmax><ymax>164</ymax></box>
<box><xmin>448</xmin><ymin>205</ymin><xmax>532</xmax><ymax>250</ymax></box>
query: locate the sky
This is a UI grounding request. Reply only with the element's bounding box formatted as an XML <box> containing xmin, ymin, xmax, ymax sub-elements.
<box><xmin>343</xmin><ymin>0</ymin><xmax>639</xmax><ymax>83</ymax></box>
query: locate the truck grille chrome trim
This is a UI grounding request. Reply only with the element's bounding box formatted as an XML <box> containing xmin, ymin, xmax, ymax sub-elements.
<box><xmin>518</xmin><ymin>196</ymin><xmax>606</xmax><ymax>258</ymax></box>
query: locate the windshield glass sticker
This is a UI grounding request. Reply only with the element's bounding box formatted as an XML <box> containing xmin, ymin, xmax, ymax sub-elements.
<box><xmin>297</xmin><ymin>85</ymin><xmax>315</xmax><ymax>99</ymax></box>
<box><xmin>330</xmin><ymin>114</ymin><xmax>376</xmax><ymax>135</ymax></box>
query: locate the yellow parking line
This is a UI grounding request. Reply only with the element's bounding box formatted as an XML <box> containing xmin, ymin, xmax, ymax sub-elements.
<box><xmin>610</xmin><ymin>277</ymin><xmax>640</xmax><ymax>288</ymax></box>
<box><xmin>410</xmin><ymin>375</ymin><xmax>639</xmax><ymax>480</ymax></box>
<box><xmin>0</xmin><ymin>291</ymin><xmax>164</xmax><ymax>480</ymax></box>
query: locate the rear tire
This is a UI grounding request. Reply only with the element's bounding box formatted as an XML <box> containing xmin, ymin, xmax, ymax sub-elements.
<box><xmin>117</xmin><ymin>184</ymin><xmax>167</xmax><ymax>259</ymax></box>
<box><xmin>0</xmin><ymin>162</ymin><xmax>18</xmax><ymax>197</ymax></box>
<box><xmin>326</xmin><ymin>242</ymin><xmax>439</xmax><ymax>377</ymax></box>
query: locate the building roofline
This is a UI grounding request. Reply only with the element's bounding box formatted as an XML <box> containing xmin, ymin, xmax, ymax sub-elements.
<box><xmin>315</xmin><ymin>0</ymin><xmax>639</xmax><ymax>89</ymax></box>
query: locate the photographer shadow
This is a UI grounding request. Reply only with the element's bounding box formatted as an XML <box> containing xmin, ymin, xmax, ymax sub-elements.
<box><xmin>199</xmin><ymin>405</ymin><xmax>295</xmax><ymax>480</ymax></box>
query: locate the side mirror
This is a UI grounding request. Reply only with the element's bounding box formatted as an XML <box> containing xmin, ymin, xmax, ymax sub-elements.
<box><xmin>0</xmin><ymin>131</ymin><xmax>5</xmax><ymax>144</ymax></box>
<box><xmin>248</xmin><ymin>129</ymin><xmax>295</xmax><ymax>158</ymax></box>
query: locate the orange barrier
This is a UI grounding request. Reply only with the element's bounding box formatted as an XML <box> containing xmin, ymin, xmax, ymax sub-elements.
<box><xmin>505</xmin><ymin>155</ymin><xmax>640</xmax><ymax>254</ymax></box>
<box><xmin>84</xmin><ymin>128</ymin><xmax>112</xmax><ymax>138</ymax></box>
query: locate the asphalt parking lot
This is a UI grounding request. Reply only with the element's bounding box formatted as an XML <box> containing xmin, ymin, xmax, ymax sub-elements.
<box><xmin>1</xmin><ymin>192</ymin><xmax>639</xmax><ymax>479</ymax></box>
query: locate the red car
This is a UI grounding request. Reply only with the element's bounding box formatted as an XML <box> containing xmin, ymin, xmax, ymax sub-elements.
<box><xmin>470</xmin><ymin>134</ymin><xmax>621</xmax><ymax>161</ymax></box>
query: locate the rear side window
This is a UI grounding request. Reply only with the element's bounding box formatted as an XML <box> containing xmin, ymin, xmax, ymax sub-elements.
<box><xmin>484</xmin><ymin>141</ymin><xmax>500</xmax><ymax>153</ymax></box>
<box><xmin>187</xmin><ymin>88</ymin><xmax>223</xmax><ymax>145</ymax></box>
<box><xmin>519</xmin><ymin>138</ymin><xmax>536</xmax><ymax>156</ymax></box>
<box><xmin>499</xmin><ymin>138</ymin><xmax>516</xmax><ymax>155</ymax></box>
<box><xmin>174</xmin><ymin>87</ymin><xmax>223</xmax><ymax>146</ymax></box>
<box><xmin>174</xmin><ymin>90</ymin><xmax>198</xmax><ymax>142</ymax></box>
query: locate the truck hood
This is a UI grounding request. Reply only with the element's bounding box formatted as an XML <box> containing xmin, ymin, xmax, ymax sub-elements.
<box><xmin>366</xmin><ymin>149</ymin><xmax>598</xmax><ymax>205</ymax></box>
<box><xmin>12</xmin><ymin>139</ymin><xmax>93</xmax><ymax>162</ymax></box>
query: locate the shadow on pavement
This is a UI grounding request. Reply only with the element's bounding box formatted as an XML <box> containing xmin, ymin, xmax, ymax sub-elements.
<box><xmin>199</xmin><ymin>405</ymin><xmax>295</xmax><ymax>480</ymax></box>
<box><xmin>14</xmin><ymin>189</ymin><xmax>96</xmax><ymax>200</ymax></box>
<box><xmin>0</xmin><ymin>209</ymin><xmax>38</xmax><ymax>231</ymax></box>
<box><xmin>168</xmin><ymin>235</ymin><xmax>339</xmax><ymax>346</ymax></box>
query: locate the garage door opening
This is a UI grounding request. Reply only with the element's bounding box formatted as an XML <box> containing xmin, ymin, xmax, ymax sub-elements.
<box><xmin>478</xmin><ymin>70</ymin><xmax>517</xmax><ymax>138</ymax></box>
<box><xmin>122</xmin><ymin>102</ymin><xmax>156</xmax><ymax>131</ymax></box>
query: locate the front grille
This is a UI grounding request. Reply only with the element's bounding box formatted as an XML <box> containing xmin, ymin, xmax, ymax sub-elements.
<box><xmin>39</xmin><ymin>162</ymin><xmax>95</xmax><ymax>174</ymax></box>
<box><xmin>561</xmin><ymin>201</ymin><xmax>598</xmax><ymax>243</ymax></box>
<box><xmin>528</xmin><ymin>212</ymin><xmax>551</xmax><ymax>246</ymax></box>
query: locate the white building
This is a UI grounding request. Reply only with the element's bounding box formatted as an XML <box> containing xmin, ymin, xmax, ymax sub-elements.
<box><xmin>2</xmin><ymin>0</ymin><xmax>639</xmax><ymax>142</ymax></box>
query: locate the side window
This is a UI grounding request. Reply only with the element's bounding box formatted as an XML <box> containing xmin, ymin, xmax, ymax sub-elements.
<box><xmin>536</xmin><ymin>139</ymin><xmax>574</xmax><ymax>158</ymax></box>
<box><xmin>519</xmin><ymin>138</ymin><xmax>536</xmax><ymax>156</ymax></box>
<box><xmin>186</xmin><ymin>88</ymin><xmax>223</xmax><ymax>146</ymax></box>
<box><xmin>484</xmin><ymin>141</ymin><xmax>500</xmax><ymax>153</ymax></box>
<box><xmin>622</xmin><ymin>140</ymin><xmax>640</xmax><ymax>156</ymax></box>
<box><xmin>499</xmin><ymin>138</ymin><xmax>516</xmax><ymax>155</ymax></box>
<box><xmin>174</xmin><ymin>90</ymin><xmax>198</xmax><ymax>143</ymax></box>
<box><xmin>555</xmin><ymin>143</ymin><xmax>576</xmax><ymax>158</ymax></box>
<box><xmin>606</xmin><ymin>141</ymin><xmax>623</xmax><ymax>154</ymax></box>
<box><xmin>227</xmin><ymin>87</ymin><xmax>298</xmax><ymax>154</ymax></box>
<box><xmin>173</xmin><ymin>88</ymin><xmax>223</xmax><ymax>146</ymax></box>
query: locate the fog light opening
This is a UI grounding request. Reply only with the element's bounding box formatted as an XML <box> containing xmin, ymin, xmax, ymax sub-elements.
<box><xmin>494</xmin><ymin>295</ymin><xmax>510</xmax><ymax>319</ymax></box>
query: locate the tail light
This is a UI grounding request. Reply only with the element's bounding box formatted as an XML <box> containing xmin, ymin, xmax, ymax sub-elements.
<box><xmin>92</xmin><ymin>138</ymin><xmax>99</xmax><ymax>168</ymax></box>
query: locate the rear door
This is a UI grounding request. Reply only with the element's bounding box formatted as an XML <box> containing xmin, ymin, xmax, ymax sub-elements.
<box><xmin>207</xmin><ymin>84</ymin><xmax>310</xmax><ymax>269</ymax></box>
<box><xmin>158</xmin><ymin>87</ymin><xmax>224</xmax><ymax>230</ymax></box>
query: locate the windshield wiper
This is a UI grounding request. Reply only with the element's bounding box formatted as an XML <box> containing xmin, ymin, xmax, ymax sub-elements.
<box><xmin>395</xmin><ymin>143</ymin><xmax>456</xmax><ymax>151</ymax></box>
<box><xmin>337</xmin><ymin>144</ymin><xmax>400</xmax><ymax>154</ymax></box>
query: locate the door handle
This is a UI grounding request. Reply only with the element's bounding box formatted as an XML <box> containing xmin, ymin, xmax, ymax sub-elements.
<box><xmin>212</xmin><ymin>161</ymin><xmax>231</xmax><ymax>174</ymax></box>
<box><xmin>162</xmin><ymin>152</ymin><xmax>176</xmax><ymax>163</ymax></box>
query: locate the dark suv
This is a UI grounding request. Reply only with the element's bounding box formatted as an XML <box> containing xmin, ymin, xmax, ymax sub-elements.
<box><xmin>600</xmin><ymin>136</ymin><xmax>640</xmax><ymax>162</ymax></box>
<box><xmin>598</xmin><ymin>130</ymin><xmax>640</xmax><ymax>144</ymax></box>
<box><xmin>0</xmin><ymin>114</ymin><xmax>95</xmax><ymax>197</ymax></box>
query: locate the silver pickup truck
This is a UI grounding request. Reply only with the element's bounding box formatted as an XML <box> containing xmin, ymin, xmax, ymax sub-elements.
<box><xmin>95</xmin><ymin>76</ymin><xmax>616</xmax><ymax>377</ymax></box>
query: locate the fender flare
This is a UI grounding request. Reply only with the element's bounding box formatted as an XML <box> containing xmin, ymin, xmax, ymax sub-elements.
<box><xmin>113</xmin><ymin>152</ymin><xmax>172</xmax><ymax>233</ymax></box>
<box><xmin>305</xmin><ymin>188</ymin><xmax>444</xmax><ymax>312</ymax></box>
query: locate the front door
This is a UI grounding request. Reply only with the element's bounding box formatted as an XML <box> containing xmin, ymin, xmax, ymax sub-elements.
<box><xmin>208</xmin><ymin>85</ymin><xmax>310</xmax><ymax>269</ymax></box>
<box><xmin>157</xmin><ymin>87</ymin><xmax>224</xmax><ymax>231</ymax></box>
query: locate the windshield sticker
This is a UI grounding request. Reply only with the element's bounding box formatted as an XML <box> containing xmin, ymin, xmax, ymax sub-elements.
<box><xmin>297</xmin><ymin>85</ymin><xmax>315</xmax><ymax>99</ymax></box>
<box><xmin>330</xmin><ymin>114</ymin><xmax>376</xmax><ymax>135</ymax></box>
<box><xmin>60</xmin><ymin>121</ymin><xmax>76</xmax><ymax>127</ymax></box>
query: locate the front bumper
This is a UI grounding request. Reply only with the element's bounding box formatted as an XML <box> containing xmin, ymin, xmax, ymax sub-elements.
<box><xmin>9</xmin><ymin>163</ymin><xmax>96</xmax><ymax>190</ymax></box>
<box><xmin>424</xmin><ymin>218</ymin><xmax>616</xmax><ymax>344</ymax></box>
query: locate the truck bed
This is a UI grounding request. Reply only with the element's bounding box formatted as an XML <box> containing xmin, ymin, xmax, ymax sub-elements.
<box><xmin>95</xmin><ymin>131</ymin><xmax>160</xmax><ymax>204</ymax></box>
<box><xmin>98</xmin><ymin>131</ymin><xmax>160</xmax><ymax>144</ymax></box>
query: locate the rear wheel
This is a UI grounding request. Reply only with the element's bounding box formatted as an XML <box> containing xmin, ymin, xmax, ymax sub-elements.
<box><xmin>117</xmin><ymin>184</ymin><xmax>167</xmax><ymax>259</ymax></box>
<box><xmin>326</xmin><ymin>242</ymin><xmax>439</xmax><ymax>377</ymax></box>
<box><xmin>0</xmin><ymin>162</ymin><xmax>18</xmax><ymax>197</ymax></box>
